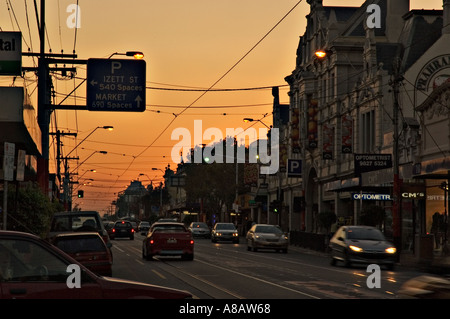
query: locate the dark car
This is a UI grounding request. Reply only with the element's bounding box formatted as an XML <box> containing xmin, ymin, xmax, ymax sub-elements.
<box><xmin>51</xmin><ymin>232</ymin><xmax>113</xmax><ymax>277</ymax></box>
<box><xmin>103</xmin><ymin>221</ymin><xmax>115</xmax><ymax>238</ymax></box>
<box><xmin>398</xmin><ymin>275</ymin><xmax>450</xmax><ymax>299</ymax></box>
<box><xmin>246</xmin><ymin>224</ymin><xmax>288</xmax><ymax>253</ymax></box>
<box><xmin>48</xmin><ymin>211</ymin><xmax>112</xmax><ymax>252</ymax></box>
<box><xmin>142</xmin><ymin>222</ymin><xmax>194</xmax><ymax>261</ymax></box>
<box><xmin>0</xmin><ymin>230</ymin><xmax>192</xmax><ymax>299</ymax></box>
<box><xmin>329</xmin><ymin>225</ymin><xmax>397</xmax><ymax>269</ymax></box>
<box><xmin>138</xmin><ymin>221</ymin><xmax>151</xmax><ymax>235</ymax></box>
<box><xmin>110</xmin><ymin>220</ymin><xmax>135</xmax><ymax>240</ymax></box>
<box><xmin>211</xmin><ymin>223</ymin><xmax>239</xmax><ymax>243</ymax></box>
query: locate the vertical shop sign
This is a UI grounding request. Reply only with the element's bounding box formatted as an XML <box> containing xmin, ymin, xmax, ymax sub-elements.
<box><xmin>307</xmin><ymin>99</ymin><xmax>318</xmax><ymax>149</ymax></box>
<box><xmin>342</xmin><ymin>114</ymin><xmax>353</xmax><ymax>153</ymax></box>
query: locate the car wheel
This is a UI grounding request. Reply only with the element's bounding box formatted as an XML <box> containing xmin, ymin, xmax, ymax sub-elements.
<box><xmin>330</xmin><ymin>256</ymin><xmax>337</xmax><ymax>266</ymax></box>
<box><xmin>251</xmin><ymin>241</ymin><xmax>258</xmax><ymax>252</ymax></box>
<box><xmin>130</xmin><ymin>235</ymin><xmax>134</xmax><ymax>240</ymax></box>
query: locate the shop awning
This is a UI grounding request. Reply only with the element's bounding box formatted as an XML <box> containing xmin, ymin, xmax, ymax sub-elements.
<box><xmin>0</xmin><ymin>87</ymin><xmax>41</xmax><ymax>156</ymax></box>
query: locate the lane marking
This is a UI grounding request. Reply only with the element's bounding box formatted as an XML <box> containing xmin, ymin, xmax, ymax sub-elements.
<box><xmin>152</xmin><ymin>269</ymin><xmax>167</xmax><ymax>279</ymax></box>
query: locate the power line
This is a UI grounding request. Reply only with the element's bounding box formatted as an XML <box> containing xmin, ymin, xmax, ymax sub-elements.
<box><xmin>146</xmin><ymin>84</ymin><xmax>289</xmax><ymax>92</ymax></box>
<box><xmin>109</xmin><ymin>0</ymin><xmax>304</xmax><ymax>190</ymax></box>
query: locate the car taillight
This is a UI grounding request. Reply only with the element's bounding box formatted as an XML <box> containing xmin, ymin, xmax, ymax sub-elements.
<box><xmin>190</xmin><ymin>240</ymin><xmax>194</xmax><ymax>245</ymax></box>
<box><xmin>131</xmin><ymin>228</ymin><xmax>134</xmax><ymax>233</ymax></box>
<box><xmin>150</xmin><ymin>239</ymin><xmax>154</xmax><ymax>244</ymax></box>
<box><xmin>112</xmin><ymin>228</ymin><xmax>116</xmax><ymax>233</ymax></box>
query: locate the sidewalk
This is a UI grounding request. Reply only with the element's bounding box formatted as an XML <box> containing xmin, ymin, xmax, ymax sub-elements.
<box><xmin>399</xmin><ymin>250</ymin><xmax>450</xmax><ymax>274</ymax></box>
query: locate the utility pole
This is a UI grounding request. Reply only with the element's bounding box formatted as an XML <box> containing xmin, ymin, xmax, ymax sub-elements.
<box><xmin>36</xmin><ymin>0</ymin><xmax>50</xmax><ymax>195</ymax></box>
<box><xmin>30</xmin><ymin>0</ymin><xmax>81</xmax><ymax>197</ymax></box>
<box><xmin>391</xmin><ymin>55</ymin><xmax>404</xmax><ymax>254</ymax></box>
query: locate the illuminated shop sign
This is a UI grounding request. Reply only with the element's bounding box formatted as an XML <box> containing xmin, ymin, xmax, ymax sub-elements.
<box><xmin>352</xmin><ymin>193</ymin><xmax>392</xmax><ymax>201</ymax></box>
<box><xmin>401</xmin><ymin>192</ymin><xmax>425</xmax><ymax>199</ymax></box>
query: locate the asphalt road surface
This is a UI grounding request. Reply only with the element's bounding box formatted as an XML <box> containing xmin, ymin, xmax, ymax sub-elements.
<box><xmin>109</xmin><ymin>234</ymin><xmax>427</xmax><ymax>300</ymax></box>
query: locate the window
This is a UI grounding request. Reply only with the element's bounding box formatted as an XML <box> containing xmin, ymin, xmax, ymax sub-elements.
<box><xmin>361</xmin><ymin>110</ymin><xmax>375</xmax><ymax>152</ymax></box>
<box><xmin>0</xmin><ymin>239</ymin><xmax>69</xmax><ymax>283</ymax></box>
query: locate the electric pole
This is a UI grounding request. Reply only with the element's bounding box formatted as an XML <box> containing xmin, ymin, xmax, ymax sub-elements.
<box><xmin>391</xmin><ymin>54</ymin><xmax>404</xmax><ymax>255</ymax></box>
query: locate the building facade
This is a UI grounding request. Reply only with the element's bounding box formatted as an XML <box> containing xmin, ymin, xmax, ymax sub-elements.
<box><xmin>277</xmin><ymin>0</ymin><xmax>449</xmax><ymax>255</ymax></box>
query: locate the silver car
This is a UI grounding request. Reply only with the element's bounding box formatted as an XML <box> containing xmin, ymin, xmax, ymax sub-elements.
<box><xmin>189</xmin><ymin>222</ymin><xmax>211</xmax><ymax>238</ymax></box>
<box><xmin>246</xmin><ymin>224</ymin><xmax>288</xmax><ymax>253</ymax></box>
<box><xmin>329</xmin><ymin>225</ymin><xmax>397</xmax><ymax>269</ymax></box>
<box><xmin>211</xmin><ymin>223</ymin><xmax>239</xmax><ymax>243</ymax></box>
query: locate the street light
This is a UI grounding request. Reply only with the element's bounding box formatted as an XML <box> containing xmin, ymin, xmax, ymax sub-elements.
<box><xmin>108</xmin><ymin>51</ymin><xmax>144</xmax><ymax>59</ymax></box>
<box><xmin>67</xmin><ymin>126</ymin><xmax>113</xmax><ymax>157</ymax></box>
<box><xmin>243</xmin><ymin>118</ymin><xmax>270</xmax><ymax>129</ymax></box>
<box><xmin>314</xmin><ymin>49</ymin><xmax>332</xmax><ymax>59</ymax></box>
<box><xmin>70</xmin><ymin>150</ymin><xmax>107</xmax><ymax>174</ymax></box>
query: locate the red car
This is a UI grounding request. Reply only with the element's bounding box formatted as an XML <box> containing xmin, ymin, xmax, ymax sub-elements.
<box><xmin>142</xmin><ymin>222</ymin><xmax>194</xmax><ymax>261</ymax></box>
<box><xmin>0</xmin><ymin>230</ymin><xmax>192</xmax><ymax>299</ymax></box>
<box><xmin>51</xmin><ymin>232</ymin><xmax>113</xmax><ymax>277</ymax></box>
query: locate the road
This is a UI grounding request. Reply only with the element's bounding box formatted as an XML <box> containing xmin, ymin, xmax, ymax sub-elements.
<box><xmin>108</xmin><ymin>233</ymin><xmax>426</xmax><ymax>300</ymax></box>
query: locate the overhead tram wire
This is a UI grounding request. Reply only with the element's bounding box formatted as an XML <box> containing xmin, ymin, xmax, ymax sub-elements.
<box><xmin>110</xmin><ymin>0</ymin><xmax>304</xmax><ymax>191</ymax></box>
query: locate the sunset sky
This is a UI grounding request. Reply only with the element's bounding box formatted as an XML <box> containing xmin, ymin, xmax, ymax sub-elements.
<box><xmin>0</xmin><ymin>0</ymin><xmax>443</xmax><ymax>214</ymax></box>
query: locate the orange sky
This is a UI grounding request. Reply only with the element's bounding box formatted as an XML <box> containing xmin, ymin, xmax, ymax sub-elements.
<box><xmin>0</xmin><ymin>0</ymin><xmax>444</xmax><ymax>215</ymax></box>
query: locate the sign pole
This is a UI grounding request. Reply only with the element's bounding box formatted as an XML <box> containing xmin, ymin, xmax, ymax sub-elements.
<box><xmin>2</xmin><ymin>181</ymin><xmax>7</xmax><ymax>230</ymax></box>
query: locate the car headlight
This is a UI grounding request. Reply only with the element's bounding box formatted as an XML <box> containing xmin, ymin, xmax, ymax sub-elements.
<box><xmin>349</xmin><ymin>245</ymin><xmax>363</xmax><ymax>252</ymax></box>
<box><xmin>385</xmin><ymin>247</ymin><xmax>397</xmax><ymax>254</ymax></box>
<box><xmin>233</xmin><ymin>232</ymin><xmax>238</xmax><ymax>237</ymax></box>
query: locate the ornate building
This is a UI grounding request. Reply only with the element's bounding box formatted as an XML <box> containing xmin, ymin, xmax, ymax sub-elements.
<box><xmin>279</xmin><ymin>0</ymin><xmax>449</xmax><ymax>255</ymax></box>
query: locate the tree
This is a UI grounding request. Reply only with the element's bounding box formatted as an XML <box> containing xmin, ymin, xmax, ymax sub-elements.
<box><xmin>7</xmin><ymin>182</ymin><xmax>63</xmax><ymax>237</ymax></box>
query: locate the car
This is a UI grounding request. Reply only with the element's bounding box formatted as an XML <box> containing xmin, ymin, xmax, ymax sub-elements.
<box><xmin>188</xmin><ymin>222</ymin><xmax>211</xmax><ymax>238</ymax></box>
<box><xmin>0</xmin><ymin>230</ymin><xmax>192</xmax><ymax>299</ymax></box>
<box><xmin>110</xmin><ymin>220</ymin><xmax>135</xmax><ymax>240</ymax></box>
<box><xmin>48</xmin><ymin>211</ymin><xmax>112</xmax><ymax>252</ymax></box>
<box><xmin>157</xmin><ymin>218</ymin><xmax>178</xmax><ymax>223</ymax></box>
<box><xmin>246</xmin><ymin>224</ymin><xmax>288</xmax><ymax>253</ymax></box>
<box><xmin>142</xmin><ymin>222</ymin><xmax>194</xmax><ymax>261</ymax></box>
<box><xmin>50</xmin><ymin>232</ymin><xmax>113</xmax><ymax>277</ymax></box>
<box><xmin>398</xmin><ymin>275</ymin><xmax>450</xmax><ymax>299</ymax></box>
<box><xmin>329</xmin><ymin>225</ymin><xmax>397</xmax><ymax>269</ymax></box>
<box><xmin>211</xmin><ymin>223</ymin><xmax>239</xmax><ymax>243</ymax></box>
<box><xmin>103</xmin><ymin>221</ymin><xmax>115</xmax><ymax>238</ymax></box>
<box><xmin>138</xmin><ymin>221</ymin><xmax>151</xmax><ymax>235</ymax></box>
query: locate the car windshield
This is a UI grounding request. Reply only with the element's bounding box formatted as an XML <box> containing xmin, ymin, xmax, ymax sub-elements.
<box><xmin>216</xmin><ymin>224</ymin><xmax>236</xmax><ymax>230</ymax></box>
<box><xmin>51</xmin><ymin>215</ymin><xmax>100</xmax><ymax>232</ymax></box>
<box><xmin>347</xmin><ymin>228</ymin><xmax>385</xmax><ymax>241</ymax></box>
<box><xmin>153</xmin><ymin>224</ymin><xmax>186</xmax><ymax>232</ymax></box>
<box><xmin>115</xmin><ymin>222</ymin><xmax>131</xmax><ymax>228</ymax></box>
<box><xmin>255</xmin><ymin>225</ymin><xmax>282</xmax><ymax>234</ymax></box>
<box><xmin>54</xmin><ymin>236</ymin><xmax>105</xmax><ymax>253</ymax></box>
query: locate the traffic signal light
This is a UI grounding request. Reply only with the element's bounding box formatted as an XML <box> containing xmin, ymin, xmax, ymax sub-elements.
<box><xmin>77</xmin><ymin>190</ymin><xmax>84</xmax><ymax>198</ymax></box>
<box><xmin>270</xmin><ymin>200</ymin><xmax>281</xmax><ymax>213</ymax></box>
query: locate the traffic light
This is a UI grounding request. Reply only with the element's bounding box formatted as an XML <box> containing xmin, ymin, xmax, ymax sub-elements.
<box><xmin>77</xmin><ymin>190</ymin><xmax>84</xmax><ymax>198</ymax></box>
<box><xmin>270</xmin><ymin>200</ymin><xmax>281</xmax><ymax>213</ymax></box>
